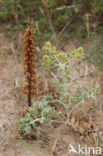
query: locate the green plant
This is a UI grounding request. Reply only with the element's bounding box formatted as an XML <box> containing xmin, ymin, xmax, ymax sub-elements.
<box><xmin>18</xmin><ymin>42</ymin><xmax>99</xmax><ymax>139</ymax></box>
<box><xmin>18</xmin><ymin>97</ymin><xmax>58</xmax><ymax>139</ymax></box>
<box><xmin>42</xmin><ymin>42</ymin><xmax>82</xmax><ymax>93</ymax></box>
<box><xmin>0</xmin><ymin>0</ymin><xmax>103</xmax><ymax>44</ymax></box>
<box><xmin>42</xmin><ymin>42</ymin><xmax>83</xmax><ymax>77</ymax></box>
<box><xmin>42</xmin><ymin>42</ymin><xmax>99</xmax><ymax>116</ymax></box>
<box><xmin>0</xmin><ymin>0</ymin><xmax>42</xmax><ymax>21</ymax></box>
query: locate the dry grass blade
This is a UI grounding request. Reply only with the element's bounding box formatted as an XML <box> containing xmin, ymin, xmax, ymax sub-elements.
<box><xmin>42</xmin><ymin>0</ymin><xmax>48</xmax><ymax>8</ymax></box>
<box><xmin>57</xmin><ymin>15</ymin><xmax>76</xmax><ymax>38</ymax></box>
<box><xmin>55</xmin><ymin>5</ymin><xmax>74</xmax><ymax>11</ymax></box>
<box><xmin>85</xmin><ymin>13</ymin><xmax>90</xmax><ymax>38</ymax></box>
<box><xmin>52</xmin><ymin>134</ymin><xmax>60</xmax><ymax>153</ymax></box>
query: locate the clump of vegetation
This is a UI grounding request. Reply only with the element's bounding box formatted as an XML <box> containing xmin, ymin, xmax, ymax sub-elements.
<box><xmin>18</xmin><ymin>35</ymin><xmax>99</xmax><ymax>139</ymax></box>
<box><xmin>18</xmin><ymin>97</ymin><xmax>58</xmax><ymax>139</ymax></box>
<box><xmin>0</xmin><ymin>0</ymin><xmax>103</xmax><ymax>43</ymax></box>
<box><xmin>42</xmin><ymin>42</ymin><xmax>99</xmax><ymax>115</ymax></box>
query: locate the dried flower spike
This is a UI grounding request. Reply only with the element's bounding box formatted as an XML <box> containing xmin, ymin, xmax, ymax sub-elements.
<box><xmin>22</xmin><ymin>27</ymin><xmax>37</xmax><ymax>107</ymax></box>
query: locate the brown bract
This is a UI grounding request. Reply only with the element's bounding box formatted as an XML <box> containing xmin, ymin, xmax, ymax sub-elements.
<box><xmin>22</xmin><ymin>27</ymin><xmax>37</xmax><ymax>107</ymax></box>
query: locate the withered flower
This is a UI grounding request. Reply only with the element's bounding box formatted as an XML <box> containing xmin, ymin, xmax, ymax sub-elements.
<box><xmin>22</xmin><ymin>27</ymin><xmax>37</xmax><ymax>107</ymax></box>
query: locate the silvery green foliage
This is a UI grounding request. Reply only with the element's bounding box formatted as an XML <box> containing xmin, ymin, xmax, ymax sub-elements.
<box><xmin>42</xmin><ymin>42</ymin><xmax>99</xmax><ymax>111</ymax></box>
<box><xmin>18</xmin><ymin>96</ymin><xmax>59</xmax><ymax>138</ymax></box>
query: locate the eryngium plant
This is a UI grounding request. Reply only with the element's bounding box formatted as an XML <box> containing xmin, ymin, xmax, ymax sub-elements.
<box><xmin>42</xmin><ymin>42</ymin><xmax>99</xmax><ymax>116</ymax></box>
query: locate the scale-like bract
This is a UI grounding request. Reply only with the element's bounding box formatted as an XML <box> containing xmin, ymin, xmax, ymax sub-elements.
<box><xmin>22</xmin><ymin>27</ymin><xmax>37</xmax><ymax>107</ymax></box>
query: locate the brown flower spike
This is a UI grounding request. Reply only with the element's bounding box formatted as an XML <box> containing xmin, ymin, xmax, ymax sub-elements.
<box><xmin>22</xmin><ymin>27</ymin><xmax>37</xmax><ymax>107</ymax></box>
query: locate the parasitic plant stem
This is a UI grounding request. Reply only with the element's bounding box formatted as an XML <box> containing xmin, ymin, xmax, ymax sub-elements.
<box><xmin>22</xmin><ymin>27</ymin><xmax>37</xmax><ymax>107</ymax></box>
